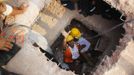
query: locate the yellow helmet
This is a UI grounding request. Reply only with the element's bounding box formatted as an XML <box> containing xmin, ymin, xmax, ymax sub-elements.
<box><xmin>70</xmin><ymin>28</ymin><xmax>81</xmax><ymax>38</ymax></box>
<box><xmin>66</xmin><ymin>35</ymin><xmax>74</xmax><ymax>42</ymax></box>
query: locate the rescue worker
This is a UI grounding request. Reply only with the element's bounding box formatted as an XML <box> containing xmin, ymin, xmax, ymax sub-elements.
<box><xmin>64</xmin><ymin>35</ymin><xmax>80</xmax><ymax>63</ymax></box>
<box><xmin>70</xmin><ymin>28</ymin><xmax>90</xmax><ymax>53</ymax></box>
<box><xmin>70</xmin><ymin>27</ymin><xmax>93</xmax><ymax>65</ymax></box>
<box><xmin>63</xmin><ymin>35</ymin><xmax>80</xmax><ymax>70</ymax></box>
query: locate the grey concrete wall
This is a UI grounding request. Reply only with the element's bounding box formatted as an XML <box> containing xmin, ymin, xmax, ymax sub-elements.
<box><xmin>4</xmin><ymin>0</ymin><xmax>76</xmax><ymax>75</ymax></box>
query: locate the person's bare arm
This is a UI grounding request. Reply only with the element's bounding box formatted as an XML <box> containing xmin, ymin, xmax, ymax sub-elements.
<box><xmin>0</xmin><ymin>37</ymin><xmax>13</xmax><ymax>51</ymax></box>
<box><xmin>4</xmin><ymin>3</ymin><xmax>28</xmax><ymax>25</ymax></box>
<box><xmin>10</xmin><ymin>3</ymin><xmax>28</xmax><ymax>16</ymax></box>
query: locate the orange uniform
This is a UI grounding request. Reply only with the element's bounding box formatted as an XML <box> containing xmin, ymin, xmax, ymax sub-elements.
<box><xmin>64</xmin><ymin>47</ymin><xmax>73</xmax><ymax>63</ymax></box>
<box><xmin>64</xmin><ymin>44</ymin><xmax>81</xmax><ymax>63</ymax></box>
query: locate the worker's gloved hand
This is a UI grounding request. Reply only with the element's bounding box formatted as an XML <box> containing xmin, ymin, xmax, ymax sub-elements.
<box><xmin>0</xmin><ymin>36</ymin><xmax>13</xmax><ymax>51</ymax></box>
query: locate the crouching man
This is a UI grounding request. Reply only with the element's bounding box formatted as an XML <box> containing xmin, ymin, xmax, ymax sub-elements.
<box><xmin>70</xmin><ymin>28</ymin><xmax>93</xmax><ymax>65</ymax></box>
<box><xmin>62</xmin><ymin>27</ymin><xmax>94</xmax><ymax>65</ymax></box>
<box><xmin>63</xmin><ymin>35</ymin><xmax>80</xmax><ymax>70</ymax></box>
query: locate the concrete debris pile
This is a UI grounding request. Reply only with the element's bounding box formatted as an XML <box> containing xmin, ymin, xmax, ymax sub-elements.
<box><xmin>0</xmin><ymin>0</ymin><xmax>134</xmax><ymax>75</ymax></box>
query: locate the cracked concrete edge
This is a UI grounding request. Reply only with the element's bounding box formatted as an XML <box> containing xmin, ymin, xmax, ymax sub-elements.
<box><xmin>91</xmin><ymin>0</ymin><xmax>134</xmax><ymax>74</ymax></box>
<box><xmin>92</xmin><ymin>22</ymin><xmax>134</xmax><ymax>75</ymax></box>
<box><xmin>4</xmin><ymin>0</ymin><xmax>76</xmax><ymax>75</ymax></box>
<box><xmin>104</xmin><ymin>0</ymin><xmax>134</xmax><ymax>18</ymax></box>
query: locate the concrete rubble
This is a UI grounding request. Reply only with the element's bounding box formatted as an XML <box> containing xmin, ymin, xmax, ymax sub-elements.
<box><xmin>2</xmin><ymin>0</ymin><xmax>134</xmax><ymax>75</ymax></box>
<box><xmin>4</xmin><ymin>0</ymin><xmax>75</xmax><ymax>75</ymax></box>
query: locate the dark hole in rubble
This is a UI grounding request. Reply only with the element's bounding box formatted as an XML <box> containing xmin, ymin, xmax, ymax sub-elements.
<box><xmin>46</xmin><ymin>1</ymin><xmax>126</xmax><ymax>75</ymax></box>
<box><xmin>50</xmin><ymin>18</ymin><xmax>125</xmax><ymax>75</ymax></box>
<box><xmin>51</xmin><ymin>19</ymin><xmax>102</xmax><ymax>74</ymax></box>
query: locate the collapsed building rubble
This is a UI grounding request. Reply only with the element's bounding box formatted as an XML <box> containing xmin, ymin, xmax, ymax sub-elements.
<box><xmin>0</xmin><ymin>0</ymin><xmax>134</xmax><ymax>75</ymax></box>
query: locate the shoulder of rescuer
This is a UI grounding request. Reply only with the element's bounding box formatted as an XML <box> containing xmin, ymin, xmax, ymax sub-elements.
<box><xmin>77</xmin><ymin>37</ymin><xmax>91</xmax><ymax>51</ymax></box>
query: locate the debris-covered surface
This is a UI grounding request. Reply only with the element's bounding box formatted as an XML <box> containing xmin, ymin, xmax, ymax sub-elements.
<box><xmin>104</xmin><ymin>0</ymin><xmax>134</xmax><ymax>18</ymax></box>
<box><xmin>91</xmin><ymin>0</ymin><xmax>134</xmax><ymax>75</ymax></box>
<box><xmin>104</xmin><ymin>40</ymin><xmax>134</xmax><ymax>75</ymax></box>
<box><xmin>4</xmin><ymin>0</ymin><xmax>75</xmax><ymax>75</ymax></box>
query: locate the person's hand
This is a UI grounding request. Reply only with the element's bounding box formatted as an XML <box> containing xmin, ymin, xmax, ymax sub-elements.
<box><xmin>61</xmin><ymin>30</ymin><xmax>69</xmax><ymax>37</ymax></box>
<box><xmin>0</xmin><ymin>37</ymin><xmax>13</xmax><ymax>51</ymax></box>
<box><xmin>4</xmin><ymin>16</ymin><xmax>15</xmax><ymax>25</ymax></box>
